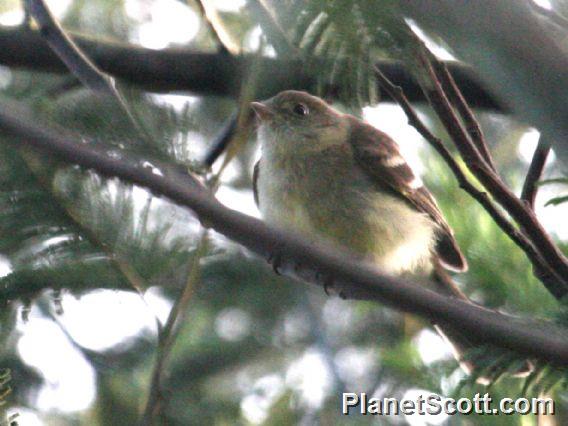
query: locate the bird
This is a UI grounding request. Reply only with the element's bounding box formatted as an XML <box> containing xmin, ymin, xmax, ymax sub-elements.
<box><xmin>250</xmin><ymin>90</ymin><xmax>480</xmax><ymax>372</ymax></box>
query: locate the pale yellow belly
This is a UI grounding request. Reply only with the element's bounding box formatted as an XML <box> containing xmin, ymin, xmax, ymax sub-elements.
<box><xmin>257</xmin><ymin>157</ymin><xmax>436</xmax><ymax>276</ymax></box>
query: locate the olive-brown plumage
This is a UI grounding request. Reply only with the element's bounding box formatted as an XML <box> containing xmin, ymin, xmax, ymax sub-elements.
<box><xmin>251</xmin><ymin>90</ymin><xmax>482</xmax><ymax>374</ymax></box>
<box><xmin>252</xmin><ymin>90</ymin><xmax>467</xmax><ymax>275</ymax></box>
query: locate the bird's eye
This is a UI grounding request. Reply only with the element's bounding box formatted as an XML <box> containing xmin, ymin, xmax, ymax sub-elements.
<box><xmin>293</xmin><ymin>103</ymin><xmax>309</xmax><ymax>116</ymax></box>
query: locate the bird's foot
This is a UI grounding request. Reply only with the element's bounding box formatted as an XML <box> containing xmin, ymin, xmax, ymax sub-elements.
<box><xmin>267</xmin><ymin>251</ymin><xmax>284</xmax><ymax>275</ymax></box>
<box><xmin>316</xmin><ymin>271</ymin><xmax>335</xmax><ymax>296</ymax></box>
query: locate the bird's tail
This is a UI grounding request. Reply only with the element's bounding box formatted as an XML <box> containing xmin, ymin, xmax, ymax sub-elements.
<box><xmin>430</xmin><ymin>262</ymin><xmax>480</xmax><ymax>376</ymax></box>
<box><xmin>430</xmin><ymin>261</ymin><xmax>532</xmax><ymax>382</ymax></box>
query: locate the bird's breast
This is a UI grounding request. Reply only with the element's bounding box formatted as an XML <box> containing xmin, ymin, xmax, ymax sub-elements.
<box><xmin>256</xmin><ymin>148</ymin><xmax>436</xmax><ymax>275</ymax></box>
<box><xmin>257</xmin><ymin>155</ymin><xmax>315</xmax><ymax>233</ymax></box>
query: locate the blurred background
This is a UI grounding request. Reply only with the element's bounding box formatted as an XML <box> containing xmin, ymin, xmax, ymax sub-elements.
<box><xmin>0</xmin><ymin>0</ymin><xmax>567</xmax><ymax>425</ymax></box>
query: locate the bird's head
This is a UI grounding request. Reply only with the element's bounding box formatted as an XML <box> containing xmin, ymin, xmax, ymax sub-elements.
<box><xmin>251</xmin><ymin>91</ymin><xmax>347</xmax><ymax>154</ymax></box>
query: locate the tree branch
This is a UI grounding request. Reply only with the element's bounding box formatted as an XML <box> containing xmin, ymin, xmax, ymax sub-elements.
<box><xmin>25</xmin><ymin>0</ymin><xmax>114</xmax><ymax>94</ymax></box>
<box><xmin>25</xmin><ymin>1</ymin><xmax>148</xmax><ymax>141</ymax></box>
<box><xmin>142</xmin><ymin>230</ymin><xmax>208</xmax><ymax>425</ymax></box>
<box><xmin>203</xmin><ymin>112</ymin><xmax>238</xmax><ymax>167</ymax></box>
<box><xmin>373</xmin><ymin>66</ymin><xmax>566</xmax><ymax>298</ymax></box>
<box><xmin>0</xmin><ymin>26</ymin><xmax>503</xmax><ymax>110</ymax></box>
<box><xmin>433</xmin><ymin>59</ymin><xmax>497</xmax><ymax>171</ymax></box>
<box><xmin>2</xmin><ymin>99</ymin><xmax>568</xmax><ymax>365</ymax></box>
<box><xmin>415</xmin><ymin>49</ymin><xmax>568</xmax><ymax>296</ymax></box>
<box><xmin>401</xmin><ymin>0</ymin><xmax>568</xmax><ymax>167</ymax></box>
<box><xmin>521</xmin><ymin>137</ymin><xmax>551</xmax><ymax>210</ymax></box>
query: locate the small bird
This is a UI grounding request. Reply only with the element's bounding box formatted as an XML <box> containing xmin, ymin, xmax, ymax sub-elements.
<box><xmin>251</xmin><ymin>90</ymin><xmax>477</xmax><ymax>371</ymax></box>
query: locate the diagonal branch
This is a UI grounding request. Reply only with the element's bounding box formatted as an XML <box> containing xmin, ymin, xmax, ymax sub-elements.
<box><xmin>432</xmin><ymin>59</ymin><xmax>497</xmax><ymax>172</ymax></box>
<box><xmin>415</xmin><ymin>48</ymin><xmax>568</xmax><ymax>296</ymax></box>
<box><xmin>246</xmin><ymin>0</ymin><xmax>298</xmax><ymax>57</ymax></box>
<box><xmin>141</xmin><ymin>99</ymin><xmax>251</xmax><ymax>420</ymax></box>
<box><xmin>141</xmin><ymin>230</ymin><xmax>209</xmax><ymax>425</ymax></box>
<box><xmin>374</xmin><ymin>66</ymin><xmax>567</xmax><ymax>298</ymax></box>
<box><xmin>401</xmin><ymin>0</ymin><xmax>568</xmax><ymax>167</ymax></box>
<box><xmin>25</xmin><ymin>0</ymin><xmax>115</xmax><ymax>95</ymax></box>
<box><xmin>2</xmin><ymin>99</ymin><xmax>568</xmax><ymax>365</ymax></box>
<box><xmin>203</xmin><ymin>112</ymin><xmax>238</xmax><ymax>167</ymax></box>
<box><xmin>521</xmin><ymin>137</ymin><xmax>551</xmax><ymax>210</ymax></box>
<box><xmin>25</xmin><ymin>0</ymin><xmax>148</xmax><ymax>141</ymax></box>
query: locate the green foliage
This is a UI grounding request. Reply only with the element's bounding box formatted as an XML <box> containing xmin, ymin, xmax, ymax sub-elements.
<box><xmin>545</xmin><ymin>195</ymin><xmax>568</xmax><ymax>207</ymax></box>
<box><xmin>267</xmin><ymin>0</ymin><xmax>413</xmax><ymax>107</ymax></box>
<box><xmin>0</xmin><ymin>130</ymin><xmax>195</xmax><ymax>305</ymax></box>
<box><xmin>538</xmin><ymin>177</ymin><xmax>568</xmax><ymax>186</ymax></box>
<box><xmin>538</xmin><ymin>177</ymin><xmax>568</xmax><ymax>206</ymax></box>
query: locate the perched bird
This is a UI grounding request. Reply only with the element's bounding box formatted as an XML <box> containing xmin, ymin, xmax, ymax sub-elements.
<box><xmin>251</xmin><ymin>90</ymin><xmax>477</xmax><ymax>371</ymax></box>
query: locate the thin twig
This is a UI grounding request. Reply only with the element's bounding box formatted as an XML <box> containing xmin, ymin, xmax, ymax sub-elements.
<box><xmin>205</xmin><ymin>47</ymin><xmax>263</xmax><ymax>179</ymax></box>
<box><xmin>374</xmin><ymin>66</ymin><xmax>567</xmax><ymax>298</ymax></box>
<box><xmin>141</xmin><ymin>231</ymin><xmax>209</xmax><ymax>425</ymax></box>
<box><xmin>26</xmin><ymin>0</ymin><xmax>117</xmax><ymax>95</ymax></box>
<box><xmin>3</xmin><ymin>100</ymin><xmax>568</xmax><ymax>365</ymax></box>
<box><xmin>26</xmin><ymin>0</ymin><xmax>149</xmax><ymax>141</ymax></box>
<box><xmin>416</xmin><ymin>49</ymin><xmax>568</xmax><ymax>295</ymax></box>
<box><xmin>521</xmin><ymin>137</ymin><xmax>551</xmax><ymax>209</ymax></box>
<box><xmin>203</xmin><ymin>112</ymin><xmax>238</xmax><ymax>167</ymax></box>
<box><xmin>142</xmin><ymin>75</ymin><xmax>254</xmax><ymax>415</ymax></box>
<box><xmin>433</xmin><ymin>60</ymin><xmax>497</xmax><ymax>171</ymax></box>
<box><xmin>415</xmin><ymin>50</ymin><xmax>489</xmax><ymax>168</ymax></box>
<box><xmin>193</xmin><ymin>0</ymin><xmax>241</xmax><ymax>55</ymax></box>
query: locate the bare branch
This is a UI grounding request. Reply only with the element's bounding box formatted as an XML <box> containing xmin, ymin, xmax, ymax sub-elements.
<box><xmin>521</xmin><ymin>137</ymin><xmax>551</xmax><ymax>209</ymax></box>
<box><xmin>26</xmin><ymin>0</ymin><xmax>116</xmax><ymax>95</ymax></box>
<box><xmin>401</xmin><ymin>0</ymin><xmax>568</xmax><ymax>167</ymax></box>
<box><xmin>203</xmin><ymin>112</ymin><xmax>239</xmax><ymax>167</ymax></box>
<box><xmin>0</xmin><ymin>27</ymin><xmax>503</xmax><ymax>110</ymax></box>
<box><xmin>415</xmin><ymin>49</ymin><xmax>568</xmax><ymax>295</ymax></box>
<box><xmin>143</xmin><ymin>96</ymin><xmax>249</xmax><ymax>420</ymax></box>
<box><xmin>142</xmin><ymin>231</ymin><xmax>209</xmax><ymax>425</ymax></box>
<box><xmin>433</xmin><ymin>59</ymin><xmax>497</xmax><ymax>171</ymax></box>
<box><xmin>2</xmin><ymin>100</ymin><xmax>568</xmax><ymax>365</ymax></box>
<box><xmin>374</xmin><ymin>66</ymin><xmax>567</xmax><ymax>298</ymax></box>
<box><xmin>25</xmin><ymin>0</ymin><xmax>148</xmax><ymax>141</ymax></box>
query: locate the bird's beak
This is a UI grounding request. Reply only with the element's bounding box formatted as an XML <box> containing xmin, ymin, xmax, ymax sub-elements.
<box><xmin>250</xmin><ymin>101</ymin><xmax>274</xmax><ymax>122</ymax></box>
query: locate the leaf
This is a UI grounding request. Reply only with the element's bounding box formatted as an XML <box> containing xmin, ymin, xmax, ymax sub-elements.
<box><xmin>537</xmin><ymin>177</ymin><xmax>568</xmax><ymax>186</ymax></box>
<box><xmin>544</xmin><ymin>195</ymin><xmax>568</xmax><ymax>207</ymax></box>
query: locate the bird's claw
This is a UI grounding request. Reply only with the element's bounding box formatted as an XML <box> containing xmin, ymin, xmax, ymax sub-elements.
<box><xmin>267</xmin><ymin>251</ymin><xmax>283</xmax><ymax>275</ymax></box>
<box><xmin>318</xmin><ymin>272</ymin><xmax>334</xmax><ymax>296</ymax></box>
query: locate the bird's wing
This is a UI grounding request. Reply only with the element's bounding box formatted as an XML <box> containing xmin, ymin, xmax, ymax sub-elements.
<box><xmin>348</xmin><ymin>116</ymin><xmax>467</xmax><ymax>272</ymax></box>
<box><xmin>253</xmin><ymin>159</ymin><xmax>260</xmax><ymax>207</ymax></box>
